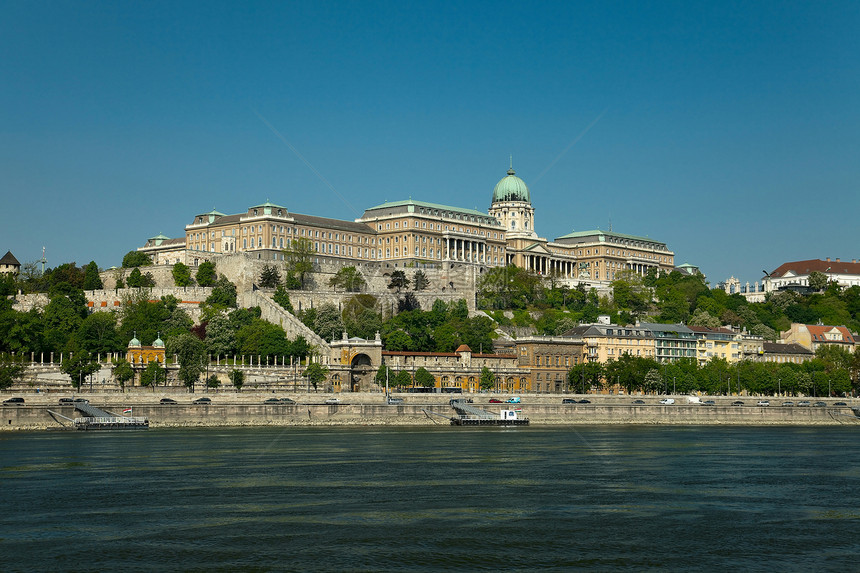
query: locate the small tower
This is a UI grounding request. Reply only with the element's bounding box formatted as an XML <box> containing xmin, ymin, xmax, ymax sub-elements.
<box><xmin>488</xmin><ymin>163</ymin><xmax>536</xmax><ymax>238</ymax></box>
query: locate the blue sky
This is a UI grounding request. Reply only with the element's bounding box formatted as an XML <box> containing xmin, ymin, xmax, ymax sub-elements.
<box><xmin>2</xmin><ymin>1</ymin><xmax>858</xmax><ymax>285</ymax></box>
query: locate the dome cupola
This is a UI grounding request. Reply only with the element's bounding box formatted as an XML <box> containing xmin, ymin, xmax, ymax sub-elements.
<box><xmin>492</xmin><ymin>167</ymin><xmax>530</xmax><ymax>204</ymax></box>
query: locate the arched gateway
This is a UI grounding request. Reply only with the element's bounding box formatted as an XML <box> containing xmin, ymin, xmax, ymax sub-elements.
<box><xmin>329</xmin><ymin>332</ymin><xmax>383</xmax><ymax>392</ymax></box>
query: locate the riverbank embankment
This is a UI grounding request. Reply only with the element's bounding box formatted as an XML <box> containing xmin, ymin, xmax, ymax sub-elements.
<box><xmin>2</xmin><ymin>392</ymin><xmax>858</xmax><ymax>430</ymax></box>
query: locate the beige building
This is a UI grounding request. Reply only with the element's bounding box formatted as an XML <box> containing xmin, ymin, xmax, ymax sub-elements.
<box><xmin>761</xmin><ymin>342</ymin><xmax>814</xmax><ymax>364</ymax></box>
<box><xmin>514</xmin><ymin>336</ymin><xmax>585</xmax><ymax>393</ymax></box>
<box><xmin>780</xmin><ymin>323</ymin><xmax>856</xmax><ymax>354</ymax></box>
<box><xmin>137</xmin><ymin>167</ymin><xmax>674</xmax><ymax>286</ymax></box>
<box><xmin>567</xmin><ymin>323</ymin><xmax>657</xmax><ymax>363</ymax></box>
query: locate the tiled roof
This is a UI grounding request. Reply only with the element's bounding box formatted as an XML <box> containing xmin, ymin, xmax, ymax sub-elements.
<box><xmin>770</xmin><ymin>259</ymin><xmax>860</xmax><ymax>278</ymax></box>
<box><xmin>804</xmin><ymin>324</ymin><xmax>855</xmax><ymax>344</ymax></box>
<box><xmin>0</xmin><ymin>251</ymin><xmax>20</xmax><ymax>266</ymax></box>
<box><xmin>763</xmin><ymin>342</ymin><xmax>814</xmax><ymax>355</ymax></box>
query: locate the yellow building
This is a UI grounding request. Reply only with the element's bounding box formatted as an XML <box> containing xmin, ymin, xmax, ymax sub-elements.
<box><xmin>126</xmin><ymin>334</ymin><xmax>166</xmax><ymax>365</ymax></box>
<box><xmin>688</xmin><ymin>326</ymin><xmax>742</xmax><ymax>365</ymax></box>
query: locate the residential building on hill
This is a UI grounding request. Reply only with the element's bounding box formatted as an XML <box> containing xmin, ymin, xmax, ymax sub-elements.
<box><xmin>688</xmin><ymin>325</ymin><xmax>741</xmax><ymax>365</ymax></box>
<box><xmin>780</xmin><ymin>323</ymin><xmax>856</xmax><ymax>354</ymax></box>
<box><xmin>761</xmin><ymin>342</ymin><xmax>814</xmax><ymax>364</ymax></box>
<box><xmin>766</xmin><ymin>258</ymin><xmax>860</xmax><ymax>292</ymax></box>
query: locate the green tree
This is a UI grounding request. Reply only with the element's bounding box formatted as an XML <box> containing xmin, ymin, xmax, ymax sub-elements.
<box><xmin>83</xmin><ymin>261</ymin><xmax>103</xmax><ymax>290</ymax></box>
<box><xmin>303</xmin><ymin>362</ymin><xmax>329</xmax><ymax>391</ymax></box>
<box><xmin>387</xmin><ymin>270</ymin><xmax>410</xmax><ymax>293</ymax></box>
<box><xmin>201</xmin><ymin>276</ymin><xmax>238</xmax><ymax>319</ymax></box>
<box><xmin>412</xmin><ymin>270</ymin><xmax>430</xmax><ymax>291</ymax></box>
<box><xmin>121</xmin><ymin>251</ymin><xmax>152</xmax><ymax>268</ymax></box>
<box><xmin>172</xmin><ymin>262</ymin><xmax>193</xmax><ymax>287</ymax></box>
<box><xmin>329</xmin><ymin>266</ymin><xmax>365</xmax><ymax>292</ymax></box>
<box><xmin>479</xmin><ymin>366</ymin><xmax>496</xmax><ymax>390</ymax></box>
<box><xmin>75</xmin><ymin>311</ymin><xmax>123</xmax><ymax>355</ymax></box>
<box><xmin>205</xmin><ymin>313</ymin><xmax>236</xmax><ymax>357</ymax></box>
<box><xmin>282</xmin><ymin>237</ymin><xmax>315</xmax><ymax>289</ymax></box>
<box><xmin>43</xmin><ymin>288</ymin><xmax>88</xmax><ymax>353</ymax></box>
<box><xmin>113</xmin><ymin>359</ymin><xmax>134</xmax><ymax>391</ymax></box>
<box><xmin>167</xmin><ymin>333</ymin><xmax>206</xmax><ymax>392</ymax></box>
<box><xmin>808</xmin><ymin>271</ymin><xmax>828</xmax><ymax>292</ymax></box>
<box><xmin>206</xmin><ymin>374</ymin><xmax>221</xmax><ymax>388</ymax></box>
<box><xmin>397</xmin><ymin>292</ymin><xmax>421</xmax><ymax>312</ymax></box>
<box><xmin>0</xmin><ymin>354</ymin><xmax>25</xmax><ymax>390</ymax></box>
<box><xmin>139</xmin><ymin>360</ymin><xmax>166</xmax><ymax>388</ymax></box>
<box><xmin>229</xmin><ymin>369</ymin><xmax>245</xmax><ymax>391</ymax></box>
<box><xmin>375</xmin><ymin>364</ymin><xmax>393</xmax><ymax>386</ymax></box>
<box><xmin>477</xmin><ymin>265</ymin><xmax>542</xmax><ymax>310</ymax></box>
<box><xmin>568</xmin><ymin>362</ymin><xmax>603</xmax><ymax>393</ymax></box>
<box><xmin>273</xmin><ymin>286</ymin><xmax>294</xmax><ymax>313</ymax></box>
<box><xmin>126</xmin><ymin>268</ymin><xmax>144</xmax><ymax>288</ymax></box>
<box><xmin>414</xmin><ymin>366</ymin><xmax>435</xmax><ymax>388</ymax></box>
<box><xmin>196</xmin><ymin>261</ymin><xmax>217</xmax><ymax>287</ymax></box>
<box><xmin>61</xmin><ymin>351</ymin><xmax>101</xmax><ymax>390</ymax></box>
<box><xmin>312</xmin><ymin>303</ymin><xmax>345</xmax><ymax>342</ymax></box>
<box><xmin>394</xmin><ymin>370</ymin><xmax>413</xmax><ymax>388</ymax></box>
<box><xmin>259</xmin><ymin>264</ymin><xmax>282</xmax><ymax>289</ymax></box>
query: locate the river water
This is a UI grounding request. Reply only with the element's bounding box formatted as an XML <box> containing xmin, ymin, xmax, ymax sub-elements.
<box><xmin>1</xmin><ymin>426</ymin><xmax>858</xmax><ymax>571</ymax></box>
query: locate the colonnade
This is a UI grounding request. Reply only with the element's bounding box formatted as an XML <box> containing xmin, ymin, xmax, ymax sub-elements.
<box><xmin>444</xmin><ymin>237</ymin><xmax>489</xmax><ymax>264</ymax></box>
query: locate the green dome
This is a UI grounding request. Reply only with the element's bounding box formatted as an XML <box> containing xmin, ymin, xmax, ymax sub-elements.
<box><xmin>492</xmin><ymin>168</ymin><xmax>530</xmax><ymax>203</ymax></box>
<box><xmin>128</xmin><ymin>335</ymin><xmax>141</xmax><ymax>347</ymax></box>
<box><xmin>153</xmin><ymin>336</ymin><xmax>164</xmax><ymax>348</ymax></box>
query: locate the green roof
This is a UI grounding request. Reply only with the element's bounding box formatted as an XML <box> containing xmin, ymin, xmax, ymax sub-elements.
<box><xmin>363</xmin><ymin>199</ymin><xmax>495</xmax><ymax>220</ymax></box>
<box><xmin>249</xmin><ymin>200</ymin><xmax>288</xmax><ymax>210</ymax></box>
<box><xmin>492</xmin><ymin>168</ymin><xmax>530</xmax><ymax>203</ymax></box>
<box><xmin>555</xmin><ymin>229</ymin><xmax>663</xmax><ymax>244</ymax></box>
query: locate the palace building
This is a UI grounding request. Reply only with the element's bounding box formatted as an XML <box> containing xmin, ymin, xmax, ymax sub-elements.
<box><xmin>138</xmin><ymin>166</ymin><xmax>674</xmax><ymax>281</ymax></box>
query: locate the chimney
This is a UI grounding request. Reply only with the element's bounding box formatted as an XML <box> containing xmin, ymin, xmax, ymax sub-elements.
<box><xmin>825</xmin><ymin>257</ymin><xmax>831</xmax><ymax>262</ymax></box>
<box><xmin>835</xmin><ymin>258</ymin><xmax>840</xmax><ymax>262</ymax></box>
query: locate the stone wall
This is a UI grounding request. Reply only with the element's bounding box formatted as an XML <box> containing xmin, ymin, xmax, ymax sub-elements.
<box><xmin>2</xmin><ymin>395</ymin><xmax>854</xmax><ymax>431</ymax></box>
<box><xmin>100</xmin><ymin>253</ymin><xmax>483</xmax><ymax>305</ymax></box>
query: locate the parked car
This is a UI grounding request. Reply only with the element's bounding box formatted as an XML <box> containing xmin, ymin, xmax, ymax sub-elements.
<box><xmin>702</xmin><ymin>400</ymin><xmax>716</xmax><ymax>406</ymax></box>
<box><xmin>562</xmin><ymin>398</ymin><xmax>578</xmax><ymax>404</ymax></box>
<box><xmin>280</xmin><ymin>398</ymin><xmax>296</xmax><ymax>404</ymax></box>
<box><xmin>160</xmin><ymin>398</ymin><xmax>177</xmax><ymax>404</ymax></box>
<box><xmin>58</xmin><ymin>398</ymin><xmax>74</xmax><ymax>405</ymax></box>
<box><xmin>263</xmin><ymin>398</ymin><xmax>281</xmax><ymax>404</ymax></box>
<box><xmin>756</xmin><ymin>400</ymin><xmax>770</xmax><ymax>407</ymax></box>
<box><xmin>507</xmin><ymin>397</ymin><xmax>521</xmax><ymax>404</ymax></box>
<box><xmin>659</xmin><ymin>398</ymin><xmax>675</xmax><ymax>405</ymax></box>
<box><xmin>192</xmin><ymin>397</ymin><xmax>211</xmax><ymax>405</ymax></box>
<box><xmin>386</xmin><ymin>396</ymin><xmax>404</xmax><ymax>405</ymax></box>
<box><xmin>732</xmin><ymin>400</ymin><xmax>745</xmax><ymax>406</ymax></box>
<box><xmin>489</xmin><ymin>398</ymin><xmax>504</xmax><ymax>403</ymax></box>
<box><xmin>813</xmin><ymin>401</ymin><xmax>827</xmax><ymax>407</ymax></box>
<box><xmin>632</xmin><ymin>399</ymin><xmax>645</xmax><ymax>404</ymax></box>
<box><xmin>833</xmin><ymin>402</ymin><xmax>847</xmax><ymax>406</ymax></box>
<box><xmin>3</xmin><ymin>397</ymin><xmax>24</xmax><ymax>405</ymax></box>
<box><xmin>797</xmin><ymin>401</ymin><xmax>811</xmax><ymax>407</ymax></box>
<box><xmin>578</xmin><ymin>399</ymin><xmax>591</xmax><ymax>404</ymax></box>
<box><xmin>782</xmin><ymin>401</ymin><xmax>795</xmax><ymax>407</ymax></box>
<box><xmin>324</xmin><ymin>398</ymin><xmax>341</xmax><ymax>405</ymax></box>
<box><xmin>74</xmin><ymin>398</ymin><xmax>89</xmax><ymax>404</ymax></box>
